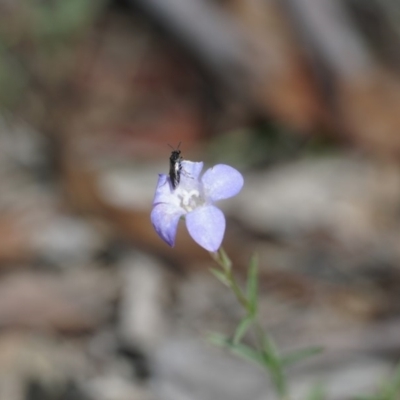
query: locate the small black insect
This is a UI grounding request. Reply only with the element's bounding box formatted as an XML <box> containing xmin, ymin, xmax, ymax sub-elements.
<box><xmin>168</xmin><ymin>142</ymin><xmax>183</xmax><ymax>190</ymax></box>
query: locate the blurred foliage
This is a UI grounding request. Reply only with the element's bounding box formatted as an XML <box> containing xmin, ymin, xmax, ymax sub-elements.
<box><xmin>207</xmin><ymin>122</ymin><xmax>340</xmax><ymax>170</ymax></box>
<box><xmin>30</xmin><ymin>0</ymin><xmax>100</xmax><ymax>44</ymax></box>
<box><xmin>355</xmin><ymin>362</ymin><xmax>400</xmax><ymax>400</ymax></box>
<box><xmin>0</xmin><ymin>0</ymin><xmax>106</xmax><ymax>110</ymax></box>
<box><xmin>0</xmin><ymin>44</ymin><xmax>28</xmax><ymax>107</ymax></box>
<box><xmin>209</xmin><ymin>249</ymin><xmax>323</xmax><ymax>400</ymax></box>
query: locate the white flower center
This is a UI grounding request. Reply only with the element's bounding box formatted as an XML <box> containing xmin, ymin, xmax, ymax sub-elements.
<box><xmin>178</xmin><ymin>189</ymin><xmax>204</xmax><ymax>212</ymax></box>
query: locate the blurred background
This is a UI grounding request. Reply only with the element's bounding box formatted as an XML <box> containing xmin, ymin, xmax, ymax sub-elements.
<box><xmin>1</xmin><ymin>0</ymin><xmax>400</xmax><ymax>399</ymax></box>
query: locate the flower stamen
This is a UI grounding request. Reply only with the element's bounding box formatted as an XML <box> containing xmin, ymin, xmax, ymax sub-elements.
<box><xmin>179</xmin><ymin>189</ymin><xmax>203</xmax><ymax>212</ymax></box>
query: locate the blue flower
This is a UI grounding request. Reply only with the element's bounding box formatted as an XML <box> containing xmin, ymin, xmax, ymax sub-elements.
<box><xmin>151</xmin><ymin>161</ymin><xmax>244</xmax><ymax>252</ymax></box>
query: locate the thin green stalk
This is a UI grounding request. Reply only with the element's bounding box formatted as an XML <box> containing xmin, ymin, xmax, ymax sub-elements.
<box><xmin>210</xmin><ymin>247</ymin><xmax>289</xmax><ymax>400</ymax></box>
<box><xmin>210</xmin><ymin>249</ymin><xmax>250</xmax><ymax>310</ymax></box>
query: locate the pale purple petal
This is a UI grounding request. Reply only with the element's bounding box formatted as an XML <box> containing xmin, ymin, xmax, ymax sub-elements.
<box><xmin>151</xmin><ymin>203</ymin><xmax>185</xmax><ymax>247</ymax></box>
<box><xmin>153</xmin><ymin>174</ymin><xmax>180</xmax><ymax>207</ymax></box>
<box><xmin>202</xmin><ymin>164</ymin><xmax>244</xmax><ymax>202</ymax></box>
<box><xmin>181</xmin><ymin>160</ymin><xmax>203</xmax><ymax>180</ymax></box>
<box><xmin>185</xmin><ymin>205</ymin><xmax>226</xmax><ymax>252</ymax></box>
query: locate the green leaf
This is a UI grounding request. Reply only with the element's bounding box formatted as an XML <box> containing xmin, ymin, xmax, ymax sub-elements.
<box><xmin>230</xmin><ymin>342</ymin><xmax>265</xmax><ymax>366</ymax></box>
<box><xmin>353</xmin><ymin>362</ymin><xmax>400</xmax><ymax>400</ymax></box>
<box><xmin>380</xmin><ymin>362</ymin><xmax>400</xmax><ymax>400</ymax></box>
<box><xmin>207</xmin><ymin>332</ymin><xmax>229</xmax><ymax>347</ymax></box>
<box><xmin>246</xmin><ymin>254</ymin><xmax>258</xmax><ymax>316</ymax></box>
<box><xmin>262</xmin><ymin>335</ymin><xmax>281</xmax><ymax>364</ymax></box>
<box><xmin>207</xmin><ymin>332</ymin><xmax>264</xmax><ymax>366</ymax></box>
<box><xmin>233</xmin><ymin>316</ymin><xmax>254</xmax><ymax>345</ymax></box>
<box><xmin>304</xmin><ymin>382</ymin><xmax>326</xmax><ymax>400</ymax></box>
<box><xmin>261</xmin><ymin>336</ymin><xmax>288</xmax><ymax>396</ymax></box>
<box><xmin>209</xmin><ymin>268</ymin><xmax>230</xmax><ymax>287</ymax></box>
<box><xmin>376</xmin><ymin>365</ymin><xmax>400</xmax><ymax>400</ymax></box>
<box><xmin>209</xmin><ymin>331</ymin><xmax>290</xmax><ymax>398</ymax></box>
<box><xmin>281</xmin><ymin>346</ymin><xmax>323</xmax><ymax>367</ymax></box>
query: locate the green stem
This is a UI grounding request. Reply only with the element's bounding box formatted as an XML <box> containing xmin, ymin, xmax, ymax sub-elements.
<box><xmin>210</xmin><ymin>248</ymin><xmax>249</xmax><ymax>310</ymax></box>
<box><xmin>210</xmin><ymin>247</ymin><xmax>289</xmax><ymax>400</ymax></box>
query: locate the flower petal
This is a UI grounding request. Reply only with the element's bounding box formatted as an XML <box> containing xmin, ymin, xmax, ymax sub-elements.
<box><xmin>202</xmin><ymin>164</ymin><xmax>244</xmax><ymax>202</ymax></box>
<box><xmin>181</xmin><ymin>160</ymin><xmax>203</xmax><ymax>180</ymax></box>
<box><xmin>153</xmin><ymin>174</ymin><xmax>180</xmax><ymax>207</ymax></box>
<box><xmin>151</xmin><ymin>203</ymin><xmax>185</xmax><ymax>247</ymax></box>
<box><xmin>186</xmin><ymin>205</ymin><xmax>225</xmax><ymax>252</ymax></box>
